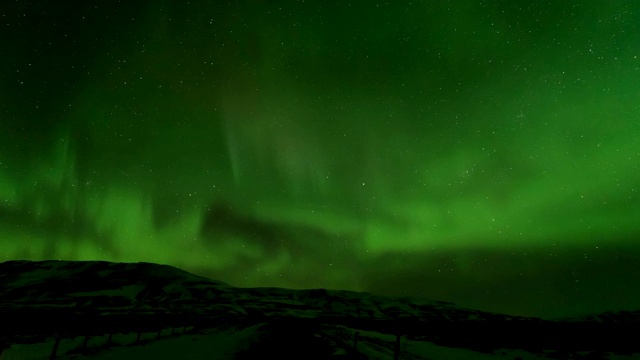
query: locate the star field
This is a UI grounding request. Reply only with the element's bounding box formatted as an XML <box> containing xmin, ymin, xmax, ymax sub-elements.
<box><xmin>1</xmin><ymin>1</ymin><xmax>639</xmax><ymax>318</ymax></box>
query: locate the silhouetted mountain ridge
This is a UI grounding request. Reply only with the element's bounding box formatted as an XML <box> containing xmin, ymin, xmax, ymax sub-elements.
<box><xmin>0</xmin><ymin>259</ymin><xmax>536</xmax><ymax>322</ymax></box>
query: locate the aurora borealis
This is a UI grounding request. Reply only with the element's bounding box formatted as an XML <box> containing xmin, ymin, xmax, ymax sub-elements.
<box><xmin>1</xmin><ymin>1</ymin><xmax>639</xmax><ymax>319</ymax></box>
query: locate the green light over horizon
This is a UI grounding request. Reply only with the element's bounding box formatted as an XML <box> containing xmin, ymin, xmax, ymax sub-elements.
<box><xmin>1</xmin><ymin>1</ymin><xmax>639</xmax><ymax>319</ymax></box>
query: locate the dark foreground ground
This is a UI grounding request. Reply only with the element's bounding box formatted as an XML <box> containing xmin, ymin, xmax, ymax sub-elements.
<box><xmin>2</xmin><ymin>310</ymin><xmax>639</xmax><ymax>359</ymax></box>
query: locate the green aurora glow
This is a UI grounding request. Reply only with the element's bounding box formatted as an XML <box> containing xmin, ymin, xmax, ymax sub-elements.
<box><xmin>1</xmin><ymin>1</ymin><xmax>639</xmax><ymax>318</ymax></box>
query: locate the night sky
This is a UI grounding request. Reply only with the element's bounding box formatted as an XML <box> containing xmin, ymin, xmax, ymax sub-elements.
<box><xmin>1</xmin><ymin>1</ymin><xmax>639</xmax><ymax>319</ymax></box>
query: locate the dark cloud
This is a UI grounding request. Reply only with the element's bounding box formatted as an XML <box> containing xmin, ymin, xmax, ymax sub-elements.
<box><xmin>199</xmin><ymin>201</ymin><xmax>361</xmax><ymax>260</ymax></box>
<box><xmin>200</xmin><ymin>202</ymin><xmax>280</xmax><ymax>250</ymax></box>
<box><xmin>195</xmin><ymin>200</ymin><xmax>366</xmax><ymax>289</ymax></box>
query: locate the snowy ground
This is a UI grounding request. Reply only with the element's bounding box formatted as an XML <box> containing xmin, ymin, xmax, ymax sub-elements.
<box><xmin>4</xmin><ymin>323</ymin><xmax>640</xmax><ymax>360</ymax></box>
<box><xmin>0</xmin><ymin>324</ymin><xmax>259</xmax><ymax>360</ymax></box>
<box><xmin>327</xmin><ymin>325</ymin><xmax>640</xmax><ymax>360</ymax></box>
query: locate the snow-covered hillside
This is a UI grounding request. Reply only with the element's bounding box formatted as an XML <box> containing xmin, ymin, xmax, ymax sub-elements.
<box><xmin>1</xmin><ymin>260</ymin><xmax>639</xmax><ymax>359</ymax></box>
<box><xmin>0</xmin><ymin>260</ymin><xmax>526</xmax><ymax>322</ymax></box>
